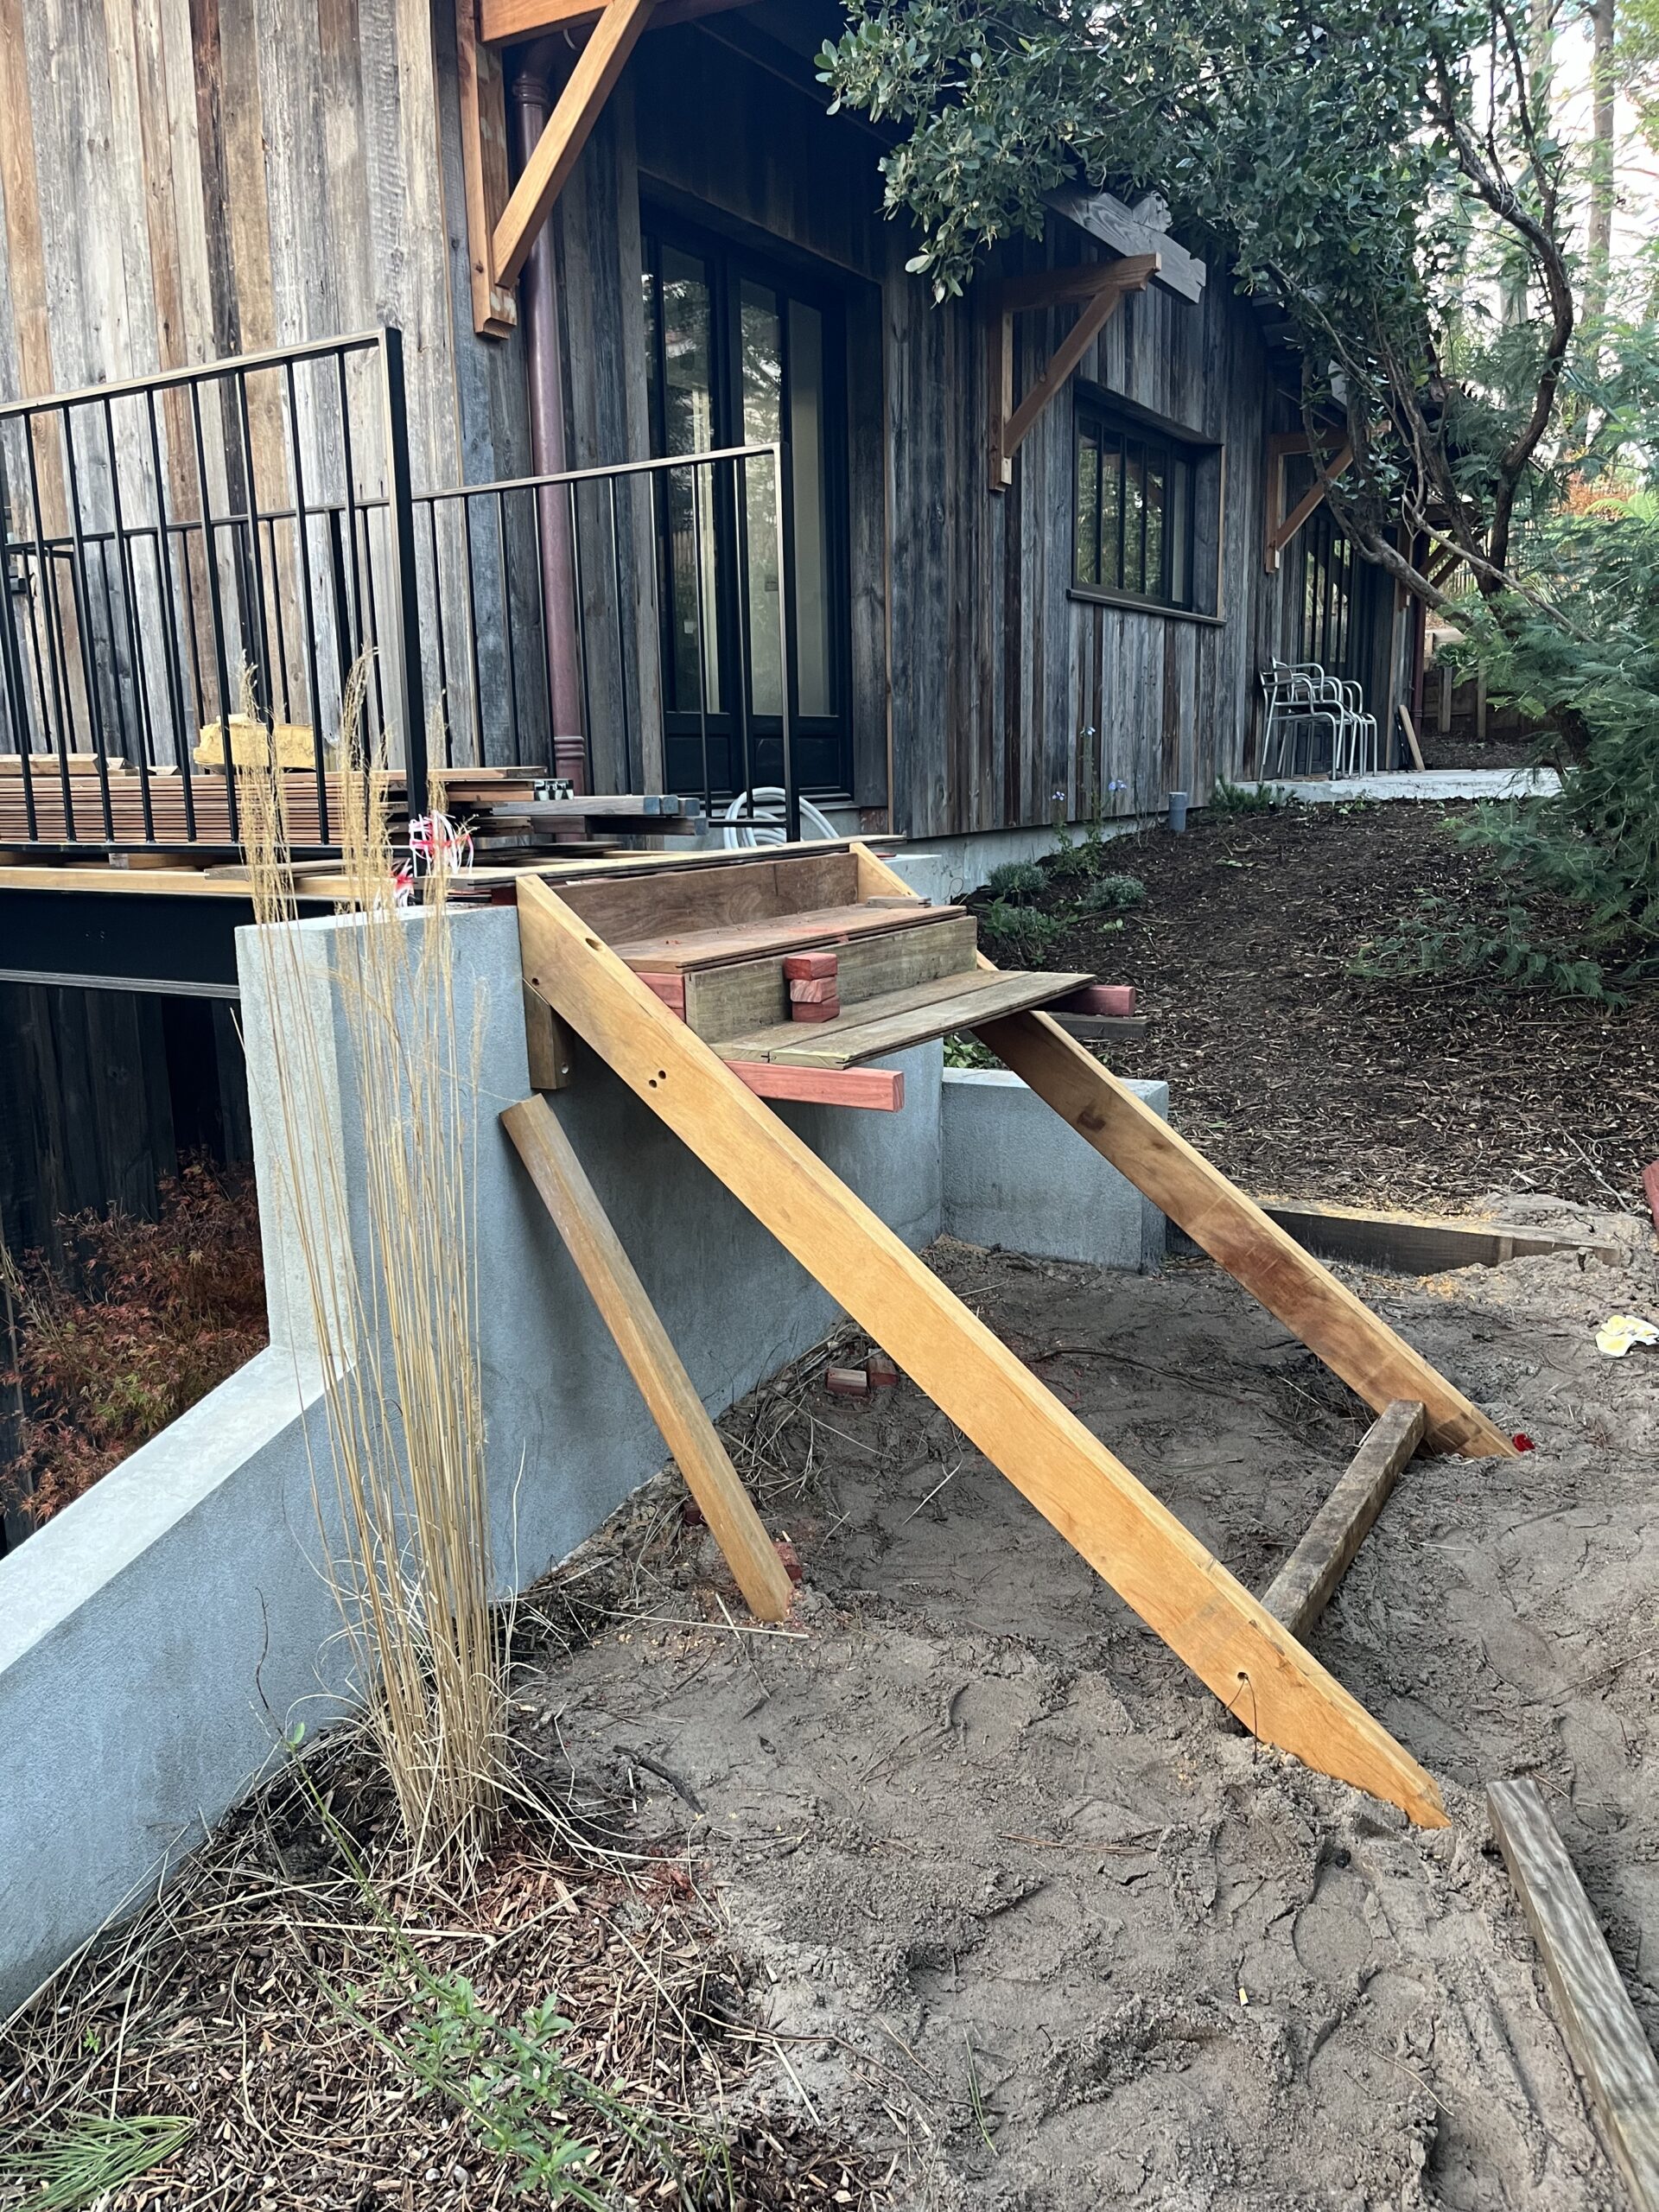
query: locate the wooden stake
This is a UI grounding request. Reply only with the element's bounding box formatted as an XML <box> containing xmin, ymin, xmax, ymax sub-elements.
<box><xmin>501</xmin><ymin>1092</ymin><xmax>792</xmax><ymax>1623</ymax></box>
<box><xmin>517</xmin><ymin>876</ymin><xmax>1448</xmax><ymax>1825</ymax></box>
<box><xmin>1262</xmin><ymin>1400</ymin><xmax>1426</xmax><ymax>1637</ymax></box>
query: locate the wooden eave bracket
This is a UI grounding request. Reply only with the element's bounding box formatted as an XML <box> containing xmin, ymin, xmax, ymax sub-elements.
<box><xmin>458</xmin><ymin>0</ymin><xmax>661</xmax><ymax>337</ymax></box>
<box><xmin>987</xmin><ymin>253</ymin><xmax>1158</xmax><ymax>493</ymax></box>
<box><xmin>1264</xmin><ymin>429</ymin><xmax>1352</xmax><ymax>571</ymax></box>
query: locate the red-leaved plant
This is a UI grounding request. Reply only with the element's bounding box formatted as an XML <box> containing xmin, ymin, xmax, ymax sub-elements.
<box><xmin>2</xmin><ymin>1160</ymin><xmax>267</xmax><ymax>1528</ymax></box>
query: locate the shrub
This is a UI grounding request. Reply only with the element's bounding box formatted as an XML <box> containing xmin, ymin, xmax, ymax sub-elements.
<box><xmin>2</xmin><ymin>1160</ymin><xmax>266</xmax><ymax>1526</ymax></box>
<box><xmin>1077</xmin><ymin>872</ymin><xmax>1146</xmax><ymax>912</ymax></box>
<box><xmin>979</xmin><ymin>899</ymin><xmax>1066</xmax><ymax>963</ymax></box>
<box><xmin>984</xmin><ymin>858</ymin><xmax>1044</xmax><ymax>900</ymax></box>
<box><xmin>1211</xmin><ymin>778</ymin><xmax>1282</xmax><ymax>816</ymax></box>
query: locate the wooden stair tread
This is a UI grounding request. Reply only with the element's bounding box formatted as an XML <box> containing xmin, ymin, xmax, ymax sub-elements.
<box><xmin>720</xmin><ymin>965</ymin><xmax>1093</xmax><ymax>1068</ymax></box>
<box><xmin>611</xmin><ymin>899</ymin><xmax>963</xmax><ymax>974</ymax></box>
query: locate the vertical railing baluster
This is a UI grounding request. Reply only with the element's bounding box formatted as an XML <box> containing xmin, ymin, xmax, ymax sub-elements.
<box><xmin>497</xmin><ymin>488</ymin><xmax>520</xmax><ymax>763</ymax></box>
<box><xmin>607</xmin><ymin>475</ymin><xmax>630</xmax><ymax>789</ymax></box>
<box><xmin>283</xmin><ymin>357</ymin><xmax>330</xmax><ymax>845</ymax></box>
<box><xmin>568</xmin><ymin>480</ymin><xmax>593</xmax><ymax>770</ymax></box>
<box><xmin>730</xmin><ymin>454</ymin><xmax>755</xmax><ymax>813</ymax></box>
<box><xmin>688</xmin><ymin>459</ymin><xmax>712</xmax><ymax>820</ymax></box>
<box><xmin>144</xmin><ymin>391</ymin><xmax>198</xmax><ymax>842</ymax></box>
<box><xmin>188</xmin><ymin>375</ymin><xmax>241</xmax><ymax>844</ymax></box>
<box><xmin>424</xmin><ymin>498</ymin><xmax>453</xmax><ymax>769</ymax></box>
<box><xmin>378</xmin><ymin>327</ymin><xmax>429</xmax><ymax>804</ymax></box>
<box><xmin>460</xmin><ymin>494</ymin><xmax>484</xmax><ymax>769</ymax></box>
<box><xmin>0</xmin><ymin>438</ymin><xmax>40</xmax><ymax>842</ymax></box>
<box><xmin>102</xmin><ymin>396</ymin><xmax>160</xmax><ymax>843</ymax></box>
<box><xmin>772</xmin><ymin>442</ymin><xmax>798</xmax><ymax>841</ymax></box>
<box><xmin>58</xmin><ymin>405</ymin><xmax>118</xmax><ymax>842</ymax></box>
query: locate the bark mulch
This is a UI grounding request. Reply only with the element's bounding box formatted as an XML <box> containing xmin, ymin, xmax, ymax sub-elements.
<box><xmin>974</xmin><ymin>801</ymin><xmax>1658</xmax><ymax>1215</ymax></box>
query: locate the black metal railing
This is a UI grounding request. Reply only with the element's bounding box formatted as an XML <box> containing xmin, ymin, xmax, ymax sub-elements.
<box><xmin>0</xmin><ymin>329</ymin><xmax>425</xmax><ymax>855</ymax></box>
<box><xmin>0</xmin><ymin>327</ymin><xmax>801</xmax><ymax>855</ymax></box>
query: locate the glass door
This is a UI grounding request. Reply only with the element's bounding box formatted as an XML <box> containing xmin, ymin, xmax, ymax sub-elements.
<box><xmin>641</xmin><ymin>218</ymin><xmax>849</xmax><ymax>800</ymax></box>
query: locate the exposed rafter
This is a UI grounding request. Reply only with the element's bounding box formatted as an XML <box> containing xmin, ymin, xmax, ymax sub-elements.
<box><xmin>480</xmin><ymin>0</ymin><xmax>743</xmax><ymax>39</ymax></box>
<box><xmin>986</xmin><ymin>255</ymin><xmax>1158</xmax><ymax>492</ymax></box>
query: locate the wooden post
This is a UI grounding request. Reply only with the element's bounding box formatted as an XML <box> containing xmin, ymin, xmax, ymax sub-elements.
<box><xmin>502</xmin><ymin>1093</ymin><xmax>793</xmax><ymax>1622</ymax></box>
<box><xmin>1262</xmin><ymin>1400</ymin><xmax>1427</xmax><ymax>1637</ymax></box>
<box><xmin>516</xmin><ymin>875</ymin><xmax>1449</xmax><ymax>1825</ymax></box>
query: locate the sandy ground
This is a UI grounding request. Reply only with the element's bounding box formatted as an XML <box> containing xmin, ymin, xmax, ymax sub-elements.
<box><xmin>523</xmin><ymin>1206</ymin><xmax>1659</xmax><ymax>2210</ymax></box>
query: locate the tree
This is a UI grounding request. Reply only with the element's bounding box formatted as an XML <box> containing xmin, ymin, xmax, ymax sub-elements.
<box><xmin>820</xmin><ymin>0</ymin><xmax>1583</xmax><ymax>616</ymax></box>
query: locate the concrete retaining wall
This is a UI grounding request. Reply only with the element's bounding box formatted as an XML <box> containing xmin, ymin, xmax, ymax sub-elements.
<box><xmin>941</xmin><ymin>1069</ymin><xmax>1166</xmax><ymax>1270</ymax></box>
<box><xmin>0</xmin><ymin>901</ymin><xmax>1166</xmax><ymax>2012</ymax></box>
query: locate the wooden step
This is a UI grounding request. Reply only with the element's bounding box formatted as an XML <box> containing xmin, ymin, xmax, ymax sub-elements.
<box><xmin>719</xmin><ymin>964</ymin><xmax>1093</xmax><ymax>1069</ymax></box>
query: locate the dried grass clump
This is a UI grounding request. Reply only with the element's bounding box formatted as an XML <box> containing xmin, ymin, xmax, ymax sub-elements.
<box><xmin>242</xmin><ymin>675</ymin><xmax>504</xmax><ymax>1876</ymax></box>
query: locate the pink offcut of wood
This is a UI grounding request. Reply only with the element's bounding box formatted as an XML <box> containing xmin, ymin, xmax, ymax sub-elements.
<box><xmin>635</xmin><ymin>970</ymin><xmax>687</xmax><ymax>1014</ymax></box>
<box><xmin>724</xmin><ymin>1063</ymin><xmax>905</xmax><ymax>1111</ymax></box>
<box><xmin>1643</xmin><ymin>1159</ymin><xmax>1659</xmax><ymax>1236</ymax></box>
<box><xmin>1064</xmin><ymin>983</ymin><xmax>1135</xmax><ymax>1016</ymax></box>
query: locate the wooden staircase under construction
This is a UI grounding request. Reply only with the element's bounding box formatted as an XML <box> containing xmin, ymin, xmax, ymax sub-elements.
<box><xmin>500</xmin><ymin>838</ymin><xmax>1515</xmax><ymax>1830</ymax></box>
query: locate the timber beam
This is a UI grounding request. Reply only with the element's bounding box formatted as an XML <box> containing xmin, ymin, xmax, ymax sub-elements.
<box><xmin>515</xmin><ymin>873</ymin><xmax>1449</xmax><ymax>1823</ymax></box>
<box><xmin>987</xmin><ymin>254</ymin><xmax>1158</xmax><ymax>491</ymax></box>
<box><xmin>481</xmin><ymin>0</ymin><xmax>741</xmax><ymax>37</ymax></box>
<box><xmin>493</xmin><ymin>0</ymin><xmax>658</xmax><ymax>295</ymax></box>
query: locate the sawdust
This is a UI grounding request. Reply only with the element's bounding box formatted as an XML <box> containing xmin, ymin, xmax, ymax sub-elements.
<box><xmin>524</xmin><ymin>1217</ymin><xmax>1659</xmax><ymax>2210</ymax></box>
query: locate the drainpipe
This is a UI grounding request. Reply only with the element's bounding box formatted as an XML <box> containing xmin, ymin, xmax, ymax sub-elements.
<box><xmin>510</xmin><ymin>41</ymin><xmax>588</xmax><ymax>793</ymax></box>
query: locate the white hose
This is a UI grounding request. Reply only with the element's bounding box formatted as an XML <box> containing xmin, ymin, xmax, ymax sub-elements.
<box><xmin>720</xmin><ymin>786</ymin><xmax>841</xmax><ymax>848</ymax></box>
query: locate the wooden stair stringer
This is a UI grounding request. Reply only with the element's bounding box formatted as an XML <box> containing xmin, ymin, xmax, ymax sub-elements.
<box><xmin>516</xmin><ymin>874</ymin><xmax>1449</xmax><ymax>1827</ymax></box>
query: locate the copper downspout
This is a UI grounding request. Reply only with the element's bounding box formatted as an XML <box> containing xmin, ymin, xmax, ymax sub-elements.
<box><xmin>509</xmin><ymin>41</ymin><xmax>588</xmax><ymax>792</ymax></box>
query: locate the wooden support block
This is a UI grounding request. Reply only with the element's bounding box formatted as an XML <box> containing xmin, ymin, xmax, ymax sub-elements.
<box><xmin>724</xmin><ymin>1064</ymin><xmax>905</xmax><ymax>1112</ymax></box>
<box><xmin>1488</xmin><ymin>1777</ymin><xmax>1659</xmax><ymax>2210</ymax></box>
<box><xmin>635</xmin><ymin>970</ymin><xmax>686</xmax><ymax>1016</ymax></box>
<box><xmin>1643</xmin><ymin>1160</ymin><xmax>1659</xmax><ymax>1237</ymax></box>
<box><xmin>501</xmin><ymin>1094</ymin><xmax>791</xmax><ymax>1623</ymax></box>
<box><xmin>1261</xmin><ymin>1400</ymin><xmax>1427</xmax><ymax>1638</ymax></box>
<box><xmin>518</xmin><ymin>874</ymin><xmax>1451</xmax><ymax>1825</ymax></box>
<box><xmin>1255</xmin><ymin>1197</ymin><xmax>1619</xmax><ymax>1274</ymax></box>
<box><xmin>789</xmin><ymin>996</ymin><xmax>840</xmax><ymax>1023</ymax></box>
<box><xmin>523</xmin><ymin>982</ymin><xmax>574</xmax><ymax>1091</ymax></box>
<box><xmin>784</xmin><ymin>950</ymin><xmax>839</xmax><ymax>982</ymax></box>
<box><xmin>825</xmin><ymin>1365</ymin><xmax>869</xmax><ymax>1397</ymax></box>
<box><xmin>1065</xmin><ymin>983</ymin><xmax>1136</xmax><ymax>1017</ymax></box>
<box><xmin>1051</xmin><ymin>1013</ymin><xmax>1147</xmax><ymax>1045</ymax></box>
<box><xmin>787</xmin><ymin>976</ymin><xmax>839</xmax><ymax>1005</ymax></box>
<box><xmin>866</xmin><ymin>1351</ymin><xmax>899</xmax><ymax>1389</ymax></box>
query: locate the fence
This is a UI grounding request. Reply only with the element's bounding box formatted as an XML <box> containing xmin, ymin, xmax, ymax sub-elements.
<box><xmin>0</xmin><ymin>328</ymin><xmax>799</xmax><ymax>855</ymax></box>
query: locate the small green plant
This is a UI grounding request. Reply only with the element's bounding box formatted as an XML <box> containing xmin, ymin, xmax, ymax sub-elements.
<box><xmin>984</xmin><ymin>858</ymin><xmax>1043</xmax><ymax>901</ymax></box>
<box><xmin>943</xmin><ymin>1033</ymin><xmax>997</xmax><ymax>1069</ymax></box>
<box><xmin>1211</xmin><ymin>779</ymin><xmax>1281</xmax><ymax>817</ymax></box>
<box><xmin>0</xmin><ymin>2113</ymin><xmax>194</xmax><ymax>2208</ymax></box>
<box><xmin>1076</xmin><ymin>872</ymin><xmax>1146</xmax><ymax>913</ymax></box>
<box><xmin>979</xmin><ymin>899</ymin><xmax>1066</xmax><ymax>963</ymax></box>
<box><xmin>1350</xmin><ymin>884</ymin><xmax>1611</xmax><ymax>998</ymax></box>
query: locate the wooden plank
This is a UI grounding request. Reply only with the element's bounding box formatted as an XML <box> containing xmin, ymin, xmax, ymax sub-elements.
<box><xmin>1046</xmin><ymin>186</ymin><xmax>1207</xmax><ymax>302</ymax></box>
<box><xmin>1398</xmin><ymin>702</ymin><xmax>1427</xmax><ymax>772</ymax></box>
<box><xmin>724</xmin><ymin>1064</ymin><xmax>906</xmax><ymax>1111</ymax></box>
<box><xmin>1261</xmin><ymin>1400</ymin><xmax>1426</xmax><ymax>1637</ymax></box>
<box><xmin>611</xmin><ymin>900</ymin><xmax>959</xmax><ymax>976</ymax></box>
<box><xmin>1255</xmin><ymin>1196</ymin><xmax>1619</xmax><ymax>1273</ymax></box>
<box><xmin>730</xmin><ymin>966</ymin><xmax>1093</xmax><ymax>1071</ymax></box>
<box><xmin>683</xmin><ymin>912</ymin><xmax>979</xmax><ymax>1043</ymax></box>
<box><xmin>455</xmin><ymin>0</ymin><xmax>517</xmax><ymax>336</ymax></box>
<box><xmin>556</xmin><ymin>851</ymin><xmax>859</xmax><ymax>944</ymax></box>
<box><xmin>516</xmin><ymin>874</ymin><xmax>1448</xmax><ymax>1825</ymax></box>
<box><xmin>491</xmin><ymin>0</ymin><xmax>658</xmax><ymax>295</ymax></box>
<box><xmin>502</xmin><ymin>1092</ymin><xmax>792</xmax><ymax>1623</ymax></box>
<box><xmin>1488</xmin><ymin>1777</ymin><xmax>1659</xmax><ymax>2212</ymax></box>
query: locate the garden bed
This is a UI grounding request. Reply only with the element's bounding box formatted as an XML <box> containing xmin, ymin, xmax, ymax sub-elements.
<box><xmin>969</xmin><ymin>802</ymin><xmax>1659</xmax><ymax>1214</ymax></box>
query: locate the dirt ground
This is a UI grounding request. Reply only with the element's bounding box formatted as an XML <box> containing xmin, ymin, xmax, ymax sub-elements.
<box><xmin>526</xmin><ymin>1214</ymin><xmax>1659</xmax><ymax>2210</ymax></box>
<box><xmin>989</xmin><ymin>804</ymin><xmax>1659</xmax><ymax>1216</ymax></box>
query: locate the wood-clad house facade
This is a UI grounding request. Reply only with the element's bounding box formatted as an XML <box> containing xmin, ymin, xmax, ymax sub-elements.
<box><xmin>0</xmin><ymin>0</ymin><xmax>1409</xmax><ymax>844</ymax></box>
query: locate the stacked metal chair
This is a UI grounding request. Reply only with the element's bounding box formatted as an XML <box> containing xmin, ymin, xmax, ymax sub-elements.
<box><xmin>1258</xmin><ymin>658</ymin><xmax>1381</xmax><ymax>778</ymax></box>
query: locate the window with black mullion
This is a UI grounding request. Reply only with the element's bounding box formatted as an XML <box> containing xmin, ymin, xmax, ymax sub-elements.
<box><xmin>1073</xmin><ymin>401</ymin><xmax>1198</xmax><ymax>612</ymax></box>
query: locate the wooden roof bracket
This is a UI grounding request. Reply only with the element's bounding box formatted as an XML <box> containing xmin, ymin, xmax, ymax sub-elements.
<box><xmin>458</xmin><ymin>0</ymin><xmax>658</xmax><ymax>335</ymax></box>
<box><xmin>1264</xmin><ymin>429</ymin><xmax>1353</xmax><ymax>571</ymax></box>
<box><xmin>987</xmin><ymin>254</ymin><xmax>1159</xmax><ymax>492</ymax></box>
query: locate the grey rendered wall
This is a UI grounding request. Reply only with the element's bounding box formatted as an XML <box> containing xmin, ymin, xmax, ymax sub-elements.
<box><xmin>0</xmin><ymin>906</ymin><xmax>940</xmax><ymax>2015</ymax></box>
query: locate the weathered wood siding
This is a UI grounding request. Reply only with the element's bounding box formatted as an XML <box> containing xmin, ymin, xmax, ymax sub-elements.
<box><xmin>0</xmin><ymin>0</ymin><xmax>535</xmax><ymax>765</ymax></box>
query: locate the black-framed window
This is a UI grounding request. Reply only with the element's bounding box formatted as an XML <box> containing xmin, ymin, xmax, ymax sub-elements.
<box><xmin>639</xmin><ymin>213</ymin><xmax>853</xmax><ymax>799</ymax></box>
<box><xmin>1073</xmin><ymin>399</ymin><xmax>1205</xmax><ymax>612</ymax></box>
